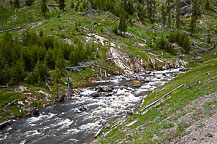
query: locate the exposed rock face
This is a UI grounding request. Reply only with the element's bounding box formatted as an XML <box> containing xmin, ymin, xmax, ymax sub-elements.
<box><xmin>106</xmin><ymin>47</ymin><xmax>132</xmax><ymax>73</ymax></box>
<box><xmin>106</xmin><ymin>47</ymin><xmax>187</xmax><ymax>73</ymax></box>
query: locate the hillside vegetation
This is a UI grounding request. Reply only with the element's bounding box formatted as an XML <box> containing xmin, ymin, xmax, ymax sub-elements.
<box><xmin>0</xmin><ymin>0</ymin><xmax>216</xmax><ymax>124</ymax></box>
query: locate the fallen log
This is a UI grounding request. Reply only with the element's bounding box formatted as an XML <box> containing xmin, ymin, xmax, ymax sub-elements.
<box><xmin>0</xmin><ymin>82</ymin><xmax>9</xmax><ymax>88</ymax></box>
<box><xmin>140</xmin><ymin>84</ymin><xmax>186</xmax><ymax>114</ymax></box>
<box><xmin>46</xmin><ymin>82</ymin><xmax>52</xmax><ymax>91</ymax></box>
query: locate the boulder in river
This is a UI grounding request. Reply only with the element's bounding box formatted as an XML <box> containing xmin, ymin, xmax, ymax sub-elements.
<box><xmin>0</xmin><ymin>120</ymin><xmax>13</xmax><ymax>130</ymax></box>
<box><xmin>58</xmin><ymin>94</ymin><xmax>66</xmax><ymax>102</ymax></box>
<box><xmin>27</xmin><ymin>107</ymin><xmax>39</xmax><ymax>116</ymax></box>
<box><xmin>90</xmin><ymin>92</ymin><xmax>100</xmax><ymax>98</ymax></box>
<box><xmin>78</xmin><ymin>106</ymin><xmax>87</xmax><ymax>112</ymax></box>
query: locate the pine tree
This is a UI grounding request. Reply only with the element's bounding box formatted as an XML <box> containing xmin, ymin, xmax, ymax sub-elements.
<box><xmin>167</xmin><ymin>11</ymin><xmax>171</xmax><ymax>28</ymax></box>
<box><xmin>146</xmin><ymin>0</ymin><xmax>156</xmax><ymax>23</ymax></box>
<box><xmin>41</xmin><ymin>0</ymin><xmax>48</xmax><ymax>16</ymax></box>
<box><xmin>161</xmin><ymin>5</ymin><xmax>166</xmax><ymax>27</ymax></box>
<box><xmin>189</xmin><ymin>0</ymin><xmax>200</xmax><ymax>34</ymax></box>
<box><xmin>11</xmin><ymin>58</ymin><xmax>25</xmax><ymax>84</ymax></box>
<box><xmin>205</xmin><ymin>0</ymin><xmax>210</xmax><ymax>10</ymax></box>
<box><xmin>175</xmin><ymin>0</ymin><xmax>181</xmax><ymax>29</ymax></box>
<box><xmin>25</xmin><ymin>0</ymin><xmax>34</xmax><ymax>6</ymax></box>
<box><xmin>14</xmin><ymin>0</ymin><xmax>20</xmax><ymax>8</ymax></box>
<box><xmin>58</xmin><ymin>0</ymin><xmax>66</xmax><ymax>12</ymax></box>
<box><xmin>118</xmin><ymin>15</ymin><xmax>127</xmax><ymax>35</ymax></box>
<box><xmin>71</xmin><ymin>1</ymin><xmax>75</xmax><ymax>9</ymax></box>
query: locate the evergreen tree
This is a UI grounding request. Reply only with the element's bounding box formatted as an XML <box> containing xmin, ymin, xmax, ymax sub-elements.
<box><xmin>14</xmin><ymin>0</ymin><xmax>20</xmax><ymax>8</ymax></box>
<box><xmin>41</xmin><ymin>0</ymin><xmax>48</xmax><ymax>16</ymax></box>
<box><xmin>11</xmin><ymin>58</ymin><xmax>25</xmax><ymax>84</ymax></box>
<box><xmin>71</xmin><ymin>1</ymin><xmax>75</xmax><ymax>9</ymax></box>
<box><xmin>147</xmin><ymin>0</ymin><xmax>156</xmax><ymax>23</ymax></box>
<box><xmin>118</xmin><ymin>15</ymin><xmax>127</xmax><ymax>34</ymax></box>
<box><xmin>205</xmin><ymin>0</ymin><xmax>210</xmax><ymax>10</ymax></box>
<box><xmin>189</xmin><ymin>0</ymin><xmax>200</xmax><ymax>34</ymax></box>
<box><xmin>175</xmin><ymin>0</ymin><xmax>181</xmax><ymax>29</ymax></box>
<box><xmin>58</xmin><ymin>0</ymin><xmax>66</xmax><ymax>12</ymax></box>
<box><xmin>161</xmin><ymin>5</ymin><xmax>166</xmax><ymax>27</ymax></box>
<box><xmin>167</xmin><ymin>11</ymin><xmax>171</xmax><ymax>28</ymax></box>
<box><xmin>29</xmin><ymin>59</ymin><xmax>48</xmax><ymax>85</ymax></box>
<box><xmin>25</xmin><ymin>0</ymin><xmax>34</xmax><ymax>6</ymax></box>
<box><xmin>125</xmin><ymin>0</ymin><xmax>134</xmax><ymax>15</ymax></box>
<box><xmin>51</xmin><ymin>67</ymin><xmax>61</xmax><ymax>97</ymax></box>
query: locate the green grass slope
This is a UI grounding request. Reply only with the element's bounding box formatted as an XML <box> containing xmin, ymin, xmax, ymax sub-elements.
<box><xmin>97</xmin><ymin>58</ymin><xmax>217</xmax><ymax>143</ymax></box>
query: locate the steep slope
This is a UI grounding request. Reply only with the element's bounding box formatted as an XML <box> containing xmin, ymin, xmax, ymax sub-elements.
<box><xmin>96</xmin><ymin>58</ymin><xmax>217</xmax><ymax>143</ymax></box>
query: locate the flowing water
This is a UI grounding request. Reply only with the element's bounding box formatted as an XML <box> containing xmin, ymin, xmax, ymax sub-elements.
<box><xmin>0</xmin><ymin>69</ymin><xmax>183</xmax><ymax>144</ymax></box>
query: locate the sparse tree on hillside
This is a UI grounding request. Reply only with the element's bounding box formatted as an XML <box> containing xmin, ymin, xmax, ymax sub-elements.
<box><xmin>175</xmin><ymin>0</ymin><xmax>181</xmax><ymax>29</ymax></box>
<box><xmin>58</xmin><ymin>0</ymin><xmax>66</xmax><ymax>12</ymax></box>
<box><xmin>146</xmin><ymin>0</ymin><xmax>156</xmax><ymax>23</ymax></box>
<box><xmin>161</xmin><ymin>5</ymin><xmax>166</xmax><ymax>27</ymax></box>
<box><xmin>189</xmin><ymin>0</ymin><xmax>200</xmax><ymax>34</ymax></box>
<box><xmin>41</xmin><ymin>0</ymin><xmax>48</xmax><ymax>16</ymax></box>
<box><xmin>118</xmin><ymin>15</ymin><xmax>127</xmax><ymax>35</ymax></box>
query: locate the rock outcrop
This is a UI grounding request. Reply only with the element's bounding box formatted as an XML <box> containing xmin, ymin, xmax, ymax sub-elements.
<box><xmin>106</xmin><ymin>47</ymin><xmax>187</xmax><ymax>73</ymax></box>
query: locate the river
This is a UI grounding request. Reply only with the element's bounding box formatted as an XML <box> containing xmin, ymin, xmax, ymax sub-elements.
<box><xmin>0</xmin><ymin>68</ymin><xmax>183</xmax><ymax>144</ymax></box>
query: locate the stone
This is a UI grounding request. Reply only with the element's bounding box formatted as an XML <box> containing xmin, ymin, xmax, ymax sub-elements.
<box><xmin>78</xmin><ymin>106</ymin><xmax>87</xmax><ymax>112</ymax></box>
<box><xmin>90</xmin><ymin>92</ymin><xmax>100</xmax><ymax>98</ymax></box>
<box><xmin>0</xmin><ymin>120</ymin><xmax>13</xmax><ymax>130</ymax></box>
<box><xmin>27</xmin><ymin>107</ymin><xmax>39</xmax><ymax>116</ymax></box>
<box><xmin>58</xmin><ymin>94</ymin><xmax>66</xmax><ymax>102</ymax></box>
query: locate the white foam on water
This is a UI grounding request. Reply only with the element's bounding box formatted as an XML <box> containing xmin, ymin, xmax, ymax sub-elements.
<box><xmin>79</xmin><ymin>122</ymin><xmax>101</xmax><ymax>133</ymax></box>
<box><xmin>20</xmin><ymin>139</ymin><xmax>26</xmax><ymax>144</ymax></box>
<box><xmin>68</xmin><ymin>139</ymin><xmax>79</xmax><ymax>143</ymax></box>
<box><xmin>0</xmin><ymin>133</ymin><xmax>8</xmax><ymax>141</ymax></box>
<box><xmin>56</xmin><ymin>118</ymin><xmax>73</xmax><ymax>129</ymax></box>
<box><xmin>26</xmin><ymin>113</ymin><xmax>56</xmax><ymax>124</ymax></box>
<box><xmin>66</xmin><ymin>128</ymin><xmax>80</xmax><ymax>135</ymax></box>
<box><xmin>25</xmin><ymin>130</ymin><xmax>41</xmax><ymax>137</ymax></box>
<box><xmin>80</xmin><ymin>89</ymin><xmax>97</xmax><ymax>96</ymax></box>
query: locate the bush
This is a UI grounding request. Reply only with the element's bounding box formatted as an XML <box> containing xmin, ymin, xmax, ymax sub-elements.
<box><xmin>156</xmin><ymin>37</ymin><xmax>176</xmax><ymax>55</ymax></box>
<box><xmin>169</xmin><ymin>32</ymin><xmax>191</xmax><ymax>53</ymax></box>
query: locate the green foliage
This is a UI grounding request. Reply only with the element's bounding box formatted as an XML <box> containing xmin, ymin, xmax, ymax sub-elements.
<box><xmin>41</xmin><ymin>0</ymin><xmax>48</xmax><ymax>16</ymax></box>
<box><xmin>137</xmin><ymin>3</ymin><xmax>146</xmax><ymax>22</ymax></box>
<box><xmin>71</xmin><ymin>1</ymin><xmax>75</xmax><ymax>9</ymax></box>
<box><xmin>25</xmin><ymin>0</ymin><xmax>34</xmax><ymax>6</ymax></box>
<box><xmin>175</xmin><ymin>0</ymin><xmax>181</xmax><ymax>29</ymax></box>
<box><xmin>124</xmin><ymin>0</ymin><xmax>135</xmax><ymax>15</ymax></box>
<box><xmin>118</xmin><ymin>15</ymin><xmax>127</xmax><ymax>34</ymax></box>
<box><xmin>161</xmin><ymin>5</ymin><xmax>166</xmax><ymax>26</ymax></box>
<box><xmin>169</xmin><ymin>32</ymin><xmax>191</xmax><ymax>53</ymax></box>
<box><xmin>58</xmin><ymin>0</ymin><xmax>66</xmax><ymax>12</ymax></box>
<box><xmin>69</xmin><ymin>42</ymin><xmax>96</xmax><ymax>66</ymax></box>
<box><xmin>146</xmin><ymin>0</ymin><xmax>156</xmax><ymax>23</ymax></box>
<box><xmin>205</xmin><ymin>0</ymin><xmax>210</xmax><ymax>10</ymax></box>
<box><xmin>0</xmin><ymin>31</ymin><xmax>96</xmax><ymax>85</ymax></box>
<box><xmin>14</xmin><ymin>0</ymin><xmax>20</xmax><ymax>8</ymax></box>
<box><xmin>189</xmin><ymin>0</ymin><xmax>201</xmax><ymax>34</ymax></box>
<box><xmin>27</xmin><ymin>59</ymin><xmax>48</xmax><ymax>85</ymax></box>
<box><xmin>155</xmin><ymin>36</ymin><xmax>176</xmax><ymax>55</ymax></box>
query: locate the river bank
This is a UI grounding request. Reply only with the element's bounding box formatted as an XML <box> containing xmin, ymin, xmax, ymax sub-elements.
<box><xmin>0</xmin><ymin>68</ymin><xmax>184</xmax><ymax>144</ymax></box>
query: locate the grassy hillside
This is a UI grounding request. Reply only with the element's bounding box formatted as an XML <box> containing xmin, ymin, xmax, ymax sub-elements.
<box><xmin>96</xmin><ymin>58</ymin><xmax>217</xmax><ymax>143</ymax></box>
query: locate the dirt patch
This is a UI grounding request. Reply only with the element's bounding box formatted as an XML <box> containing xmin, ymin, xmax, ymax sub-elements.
<box><xmin>176</xmin><ymin>111</ymin><xmax>217</xmax><ymax>144</ymax></box>
<box><xmin>162</xmin><ymin>92</ymin><xmax>217</xmax><ymax>143</ymax></box>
